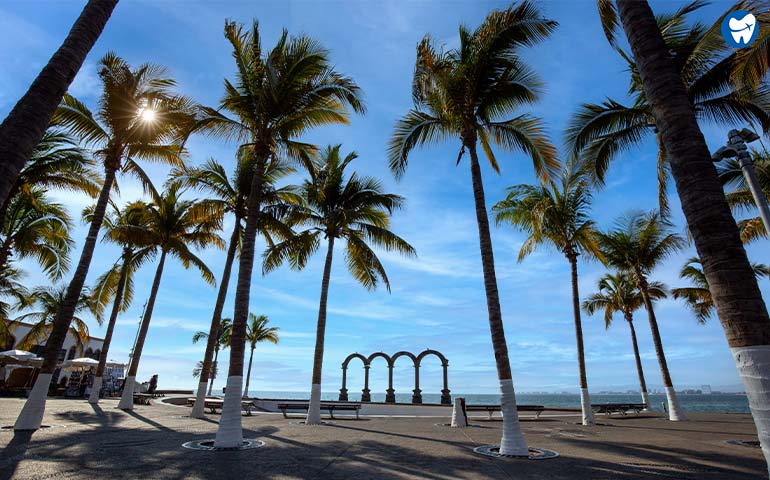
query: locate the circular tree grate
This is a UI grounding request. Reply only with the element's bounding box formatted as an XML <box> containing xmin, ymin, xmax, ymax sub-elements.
<box><xmin>288</xmin><ymin>420</ymin><xmax>336</xmax><ymax>426</ymax></box>
<box><xmin>1</xmin><ymin>425</ymin><xmax>54</xmax><ymax>432</ymax></box>
<box><xmin>727</xmin><ymin>439</ymin><xmax>761</xmax><ymax>448</ymax></box>
<box><xmin>473</xmin><ymin>445</ymin><xmax>559</xmax><ymax>460</ymax></box>
<box><xmin>182</xmin><ymin>438</ymin><xmax>265</xmax><ymax>451</ymax></box>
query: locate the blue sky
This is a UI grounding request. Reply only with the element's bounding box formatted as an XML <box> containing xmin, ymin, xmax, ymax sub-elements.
<box><xmin>1</xmin><ymin>0</ymin><xmax>768</xmax><ymax>396</ymax></box>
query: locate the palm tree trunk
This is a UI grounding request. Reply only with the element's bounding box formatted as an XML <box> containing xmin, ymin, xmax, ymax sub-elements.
<box><xmin>243</xmin><ymin>344</ymin><xmax>255</xmax><ymax>399</ymax></box>
<box><xmin>118</xmin><ymin>250</ymin><xmax>166</xmax><ymax>410</ymax></box>
<box><xmin>0</xmin><ymin>0</ymin><xmax>118</xmax><ymax>206</ymax></box>
<box><xmin>467</xmin><ymin>139</ymin><xmax>528</xmax><ymax>456</ymax></box>
<box><xmin>306</xmin><ymin>236</ymin><xmax>335</xmax><ymax>425</ymax></box>
<box><xmin>215</xmin><ymin>151</ymin><xmax>267</xmax><ymax>448</ymax></box>
<box><xmin>617</xmin><ymin>0</ymin><xmax>770</xmax><ymax>459</ymax></box>
<box><xmin>568</xmin><ymin>254</ymin><xmax>594</xmax><ymax>426</ymax></box>
<box><xmin>625</xmin><ymin>312</ymin><xmax>649</xmax><ymax>408</ymax></box>
<box><xmin>208</xmin><ymin>347</ymin><xmax>219</xmax><ymax>396</ymax></box>
<box><xmin>192</xmin><ymin>220</ymin><xmax>240</xmax><ymax>418</ymax></box>
<box><xmin>638</xmin><ymin>276</ymin><xmax>686</xmax><ymax>421</ymax></box>
<box><xmin>89</xmin><ymin>247</ymin><xmax>131</xmax><ymax>404</ymax></box>
<box><xmin>14</xmin><ymin>164</ymin><xmax>117</xmax><ymax>430</ymax></box>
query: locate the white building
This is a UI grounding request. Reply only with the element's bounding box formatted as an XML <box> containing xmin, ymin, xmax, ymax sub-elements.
<box><xmin>3</xmin><ymin>319</ymin><xmax>106</xmax><ymax>363</ymax></box>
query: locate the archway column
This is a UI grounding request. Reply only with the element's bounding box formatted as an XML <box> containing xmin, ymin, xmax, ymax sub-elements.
<box><xmin>361</xmin><ymin>364</ymin><xmax>371</xmax><ymax>402</ymax></box>
<box><xmin>412</xmin><ymin>364</ymin><xmax>422</xmax><ymax>404</ymax></box>
<box><xmin>339</xmin><ymin>364</ymin><xmax>348</xmax><ymax>401</ymax></box>
<box><xmin>385</xmin><ymin>364</ymin><xmax>395</xmax><ymax>403</ymax></box>
<box><xmin>440</xmin><ymin>360</ymin><xmax>451</xmax><ymax>405</ymax></box>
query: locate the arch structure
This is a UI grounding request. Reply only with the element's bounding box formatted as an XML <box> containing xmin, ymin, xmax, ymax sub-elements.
<box><xmin>338</xmin><ymin>349</ymin><xmax>451</xmax><ymax>405</ymax></box>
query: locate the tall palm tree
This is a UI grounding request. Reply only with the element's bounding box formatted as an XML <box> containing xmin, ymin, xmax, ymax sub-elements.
<box><xmin>0</xmin><ymin>0</ymin><xmax>118</xmax><ymax>205</ymax></box>
<box><xmin>568</xmin><ymin>1</ymin><xmax>770</xmax><ymax>216</ymax></box>
<box><xmin>387</xmin><ymin>2</ymin><xmax>557</xmax><ymax>455</ymax></box>
<box><xmin>493</xmin><ymin>165</ymin><xmax>601</xmax><ymax>425</ymax></box>
<box><xmin>607</xmin><ymin>0</ymin><xmax>770</xmax><ymax>464</ymax></box>
<box><xmin>0</xmin><ymin>129</ymin><xmax>100</xmax><ymax>229</ymax></box>
<box><xmin>193</xmin><ymin>20</ymin><xmax>364</xmax><ymax>448</ymax></box>
<box><xmin>583</xmin><ymin>272</ymin><xmax>666</xmax><ymax>407</ymax></box>
<box><xmin>242</xmin><ymin>313</ymin><xmax>279</xmax><ymax>399</ymax></box>
<box><xmin>672</xmin><ymin>257</ymin><xmax>770</xmax><ymax>324</ymax></box>
<box><xmin>87</xmin><ymin>203</ymin><xmax>155</xmax><ymax>404</ymax></box>
<box><xmin>192</xmin><ymin>318</ymin><xmax>233</xmax><ymax>396</ymax></box>
<box><xmin>0</xmin><ymin>188</ymin><xmax>73</xmax><ymax>280</ymax></box>
<box><xmin>264</xmin><ymin>145</ymin><xmax>414</xmax><ymax>424</ymax></box>
<box><xmin>0</xmin><ymin>267</ymin><xmax>28</xmax><ymax>347</ymax></box>
<box><xmin>14</xmin><ymin>53</ymin><xmax>195</xmax><ymax>430</ymax></box>
<box><xmin>597</xmin><ymin>211</ymin><xmax>687</xmax><ymax>420</ymax></box>
<box><xmin>117</xmin><ymin>185</ymin><xmax>222</xmax><ymax>410</ymax></box>
<box><xmin>718</xmin><ymin>150</ymin><xmax>770</xmax><ymax>243</ymax></box>
<box><xmin>172</xmin><ymin>154</ymin><xmax>296</xmax><ymax>418</ymax></box>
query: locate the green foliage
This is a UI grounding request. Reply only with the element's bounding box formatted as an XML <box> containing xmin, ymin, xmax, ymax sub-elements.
<box><xmin>583</xmin><ymin>272</ymin><xmax>667</xmax><ymax>328</ymax></box>
<box><xmin>246</xmin><ymin>313</ymin><xmax>279</xmax><ymax>347</ymax></box>
<box><xmin>193</xmin><ymin>318</ymin><xmax>233</xmax><ymax>349</ymax></box>
<box><xmin>717</xmin><ymin>149</ymin><xmax>770</xmax><ymax>243</ymax></box>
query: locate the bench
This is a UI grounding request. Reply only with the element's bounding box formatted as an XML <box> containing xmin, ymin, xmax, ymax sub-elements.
<box><xmin>277</xmin><ymin>402</ymin><xmax>361</xmax><ymax>420</ymax></box>
<box><xmin>186</xmin><ymin>398</ymin><xmax>257</xmax><ymax>416</ymax></box>
<box><xmin>465</xmin><ymin>404</ymin><xmax>545</xmax><ymax>419</ymax></box>
<box><xmin>133</xmin><ymin>393</ymin><xmax>153</xmax><ymax>405</ymax></box>
<box><xmin>592</xmin><ymin>403</ymin><xmax>647</xmax><ymax>416</ymax></box>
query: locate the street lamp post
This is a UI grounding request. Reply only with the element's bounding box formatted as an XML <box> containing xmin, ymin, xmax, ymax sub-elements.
<box><xmin>712</xmin><ymin>128</ymin><xmax>770</xmax><ymax>238</ymax></box>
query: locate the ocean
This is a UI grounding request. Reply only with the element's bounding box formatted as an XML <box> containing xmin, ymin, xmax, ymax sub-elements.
<box><xmin>246</xmin><ymin>391</ymin><xmax>750</xmax><ymax>413</ymax></box>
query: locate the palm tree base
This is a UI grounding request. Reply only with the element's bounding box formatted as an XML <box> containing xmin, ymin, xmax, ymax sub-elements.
<box><xmin>191</xmin><ymin>381</ymin><xmax>208</xmax><ymax>419</ymax></box>
<box><xmin>641</xmin><ymin>390</ymin><xmax>650</xmax><ymax>411</ymax></box>
<box><xmin>88</xmin><ymin>377</ymin><xmax>102</xmax><ymax>404</ymax></box>
<box><xmin>13</xmin><ymin>373</ymin><xmax>51</xmax><ymax>431</ymax></box>
<box><xmin>664</xmin><ymin>386</ymin><xmax>688</xmax><ymax>421</ymax></box>
<box><xmin>117</xmin><ymin>376</ymin><xmax>135</xmax><ymax>410</ymax></box>
<box><xmin>305</xmin><ymin>384</ymin><xmax>323</xmax><ymax>425</ymax></box>
<box><xmin>580</xmin><ymin>388</ymin><xmax>596</xmax><ymax>426</ymax></box>
<box><xmin>498</xmin><ymin>379</ymin><xmax>529</xmax><ymax>456</ymax></box>
<box><xmin>450</xmin><ymin>398</ymin><xmax>467</xmax><ymax>427</ymax></box>
<box><xmin>214</xmin><ymin>376</ymin><xmax>244</xmax><ymax>448</ymax></box>
<box><xmin>732</xmin><ymin>344</ymin><xmax>770</xmax><ymax>471</ymax></box>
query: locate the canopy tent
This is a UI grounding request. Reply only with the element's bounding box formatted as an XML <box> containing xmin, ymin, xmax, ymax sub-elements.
<box><xmin>63</xmin><ymin>357</ymin><xmax>99</xmax><ymax>368</ymax></box>
<box><xmin>0</xmin><ymin>350</ymin><xmax>43</xmax><ymax>367</ymax></box>
<box><xmin>0</xmin><ymin>349</ymin><xmax>40</xmax><ymax>360</ymax></box>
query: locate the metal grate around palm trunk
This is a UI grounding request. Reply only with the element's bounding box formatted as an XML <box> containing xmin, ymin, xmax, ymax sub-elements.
<box><xmin>182</xmin><ymin>438</ymin><xmax>265</xmax><ymax>451</ymax></box>
<box><xmin>473</xmin><ymin>445</ymin><xmax>559</xmax><ymax>460</ymax></box>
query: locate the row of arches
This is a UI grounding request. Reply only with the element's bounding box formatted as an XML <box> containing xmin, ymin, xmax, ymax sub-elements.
<box><xmin>339</xmin><ymin>349</ymin><xmax>451</xmax><ymax>405</ymax></box>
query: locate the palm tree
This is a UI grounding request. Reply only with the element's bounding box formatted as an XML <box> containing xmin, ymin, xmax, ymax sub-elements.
<box><xmin>172</xmin><ymin>154</ymin><xmax>296</xmax><ymax>418</ymax></box>
<box><xmin>0</xmin><ymin>129</ymin><xmax>100</xmax><ymax>229</ymax></box>
<box><xmin>193</xmin><ymin>20</ymin><xmax>364</xmax><ymax>448</ymax></box>
<box><xmin>568</xmin><ymin>1</ymin><xmax>770</xmax><ymax>216</ymax></box>
<box><xmin>607</xmin><ymin>0</ymin><xmax>770</xmax><ymax>462</ymax></box>
<box><xmin>264</xmin><ymin>145</ymin><xmax>414</xmax><ymax>424</ymax></box>
<box><xmin>0</xmin><ymin>267</ymin><xmax>29</xmax><ymax>347</ymax></box>
<box><xmin>493</xmin><ymin>165</ymin><xmax>601</xmax><ymax>425</ymax></box>
<box><xmin>192</xmin><ymin>318</ymin><xmax>233</xmax><ymax>396</ymax></box>
<box><xmin>597</xmin><ymin>211</ymin><xmax>687</xmax><ymax>420</ymax></box>
<box><xmin>0</xmin><ymin>188</ymin><xmax>73</xmax><ymax>280</ymax></box>
<box><xmin>12</xmin><ymin>285</ymin><xmax>101</xmax><ymax>354</ymax></box>
<box><xmin>583</xmin><ymin>272</ymin><xmax>666</xmax><ymax>408</ymax></box>
<box><xmin>87</xmin><ymin>203</ymin><xmax>155</xmax><ymax>404</ymax></box>
<box><xmin>117</xmin><ymin>185</ymin><xmax>222</xmax><ymax>410</ymax></box>
<box><xmin>14</xmin><ymin>53</ymin><xmax>195</xmax><ymax>430</ymax></box>
<box><xmin>0</xmin><ymin>0</ymin><xmax>118</xmax><ymax>205</ymax></box>
<box><xmin>387</xmin><ymin>2</ymin><xmax>557</xmax><ymax>455</ymax></box>
<box><xmin>242</xmin><ymin>313</ymin><xmax>279</xmax><ymax>399</ymax></box>
<box><xmin>718</xmin><ymin>150</ymin><xmax>770</xmax><ymax>243</ymax></box>
<box><xmin>672</xmin><ymin>257</ymin><xmax>770</xmax><ymax>324</ymax></box>
<box><xmin>192</xmin><ymin>360</ymin><xmax>216</xmax><ymax>381</ymax></box>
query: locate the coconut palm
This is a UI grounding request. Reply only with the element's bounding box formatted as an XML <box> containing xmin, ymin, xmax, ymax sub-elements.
<box><xmin>0</xmin><ymin>188</ymin><xmax>73</xmax><ymax>280</ymax></box>
<box><xmin>0</xmin><ymin>267</ymin><xmax>30</xmax><ymax>347</ymax></box>
<box><xmin>172</xmin><ymin>154</ymin><xmax>297</xmax><ymax>418</ymax></box>
<box><xmin>605</xmin><ymin>0</ymin><xmax>770</xmax><ymax>463</ymax></box>
<box><xmin>192</xmin><ymin>360</ymin><xmax>216</xmax><ymax>381</ymax></box>
<box><xmin>717</xmin><ymin>150</ymin><xmax>770</xmax><ymax>243</ymax></box>
<box><xmin>596</xmin><ymin>211</ymin><xmax>687</xmax><ymax>420</ymax></box>
<box><xmin>568</xmin><ymin>1</ymin><xmax>770</xmax><ymax>216</ymax></box>
<box><xmin>87</xmin><ymin>203</ymin><xmax>155</xmax><ymax>404</ymax></box>
<box><xmin>264</xmin><ymin>145</ymin><xmax>414</xmax><ymax>424</ymax></box>
<box><xmin>493</xmin><ymin>164</ymin><xmax>601</xmax><ymax>425</ymax></box>
<box><xmin>192</xmin><ymin>20</ymin><xmax>364</xmax><ymax>448</ymax></box>
<box><xmin>387</xmin><ymin>2</ymin><xmax>557</xmax><ymax>455</ymax></box>
<box><xmin>583</xmin><ymin>272</ymin><xmax>666</xmax><ymax>407</ymax></box>
<box><xmin>0</xmin><ymin>129</ymin><xmax>100</xmax><ymax>229</ymax></box>
<box><xmin>0</xmin><ymin>0</ymin><xmax>118</xmax><ymax>205</ymax></box>
<box><xmin>242</xmin><ymin>313</ymin><xmax>279</xmax><ymax>399</ymax></box>
<box><xmin>117</xmin><ymin>185</ymin><xmax>222</xmax><ymax>410</ymax></box>
<box><xmin>672</xmin><ymin>257</ymin><xmax>770</xmax><ymax>324</ymax></box>
<box><xmin>192</xmin><ymin>318</ymin><xmax>233</xmax><ymax>396</ymax></box>
<box><xmin>14</xmin><ymin>53</ymin><xmax>195</xmax><ymax>430</ymax></box>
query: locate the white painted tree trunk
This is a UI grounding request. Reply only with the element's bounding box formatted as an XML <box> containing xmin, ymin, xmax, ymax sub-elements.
<box><xmin>117</xmin><ymin>376</ymin><xmax>135</xmax><ymax>410</ymax></box>
<box><xmin>88</xmin><ymin>377</ymin><xmax>102</xmax><ymax>404</ymax></box>
<box><xmin>498</xmin><ymin>379</ymin><xmax>529</xmax><ymax>456</ymax></box>
<box><xmin>191</xmin><ymin>381</ymin><xmax>208</xmax><ymax>418</ymax></box>
<box><xmin>580</xmin><ymin>387</ymin><xmax>595</xmax><ymax>425</ymax></box>
<box><xmin>641</xmin><ymin>390</ymin><xmax>650</xmax><ymax>411</ymax></box>
<box><xmin>14</xmin><ymin>373</ymin><xmax>52</xmax><ymax>430</ymax></box>
<box><xmin>214</xmin><ymin>376</ymin><xmax>243</xmax><ymax>448</ymax></box>
<box><xmin>451</xmin><ymin>397</ymin><xmax>467</xmax><ymax>427</ymax></box>
<box><xmin>305</xmin><ymin>384</ymin><xmax>322</xmax><ymax>425</ymax></box>
<box><xmin>732</xmin><ymin>345</ymin><xmax>770</xmax><ymax>475</ymax></box>
<box><xmin>664</xmin><ymin>386</ymin><xmax>687</xmax><ymax>421</ymax></box>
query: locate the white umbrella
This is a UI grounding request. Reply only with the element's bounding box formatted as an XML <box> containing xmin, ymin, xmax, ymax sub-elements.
<box><xmin>0</xmin><ymin>349</ymin><xmax>39</xmax><ymax>360</ymax></box>
<box><xmin>65</xmin><ymin>357</ymin><xmax>99</xmax><ymax>367</ymax></box>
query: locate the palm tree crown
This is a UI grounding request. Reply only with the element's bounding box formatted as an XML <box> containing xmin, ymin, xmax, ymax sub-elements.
<box><xmin>717</xmin><ymin>149</ymin><xmax>770</xmax><ymax>243</ymax></box>
<box><xmin>583</xmin><ymin>272</ymin><xmax>666</xmax><ymax>328</ymax></box>
<box><xmin>246</xmin><ymin>314</ymin><xmax>279</xmax><ymax>347</ymax></box>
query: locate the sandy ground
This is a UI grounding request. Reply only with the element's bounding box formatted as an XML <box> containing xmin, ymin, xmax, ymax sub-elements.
<box><xmin>0</xmin><ymin>397</ymin><xmax>765</xmax><ymax>479</ymax></box>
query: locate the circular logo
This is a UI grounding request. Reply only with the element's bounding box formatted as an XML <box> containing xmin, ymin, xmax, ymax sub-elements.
<box><xmin>722</xmin><ymin>10</ymin><xmax>759</xmax><ymax>48</ymax></box>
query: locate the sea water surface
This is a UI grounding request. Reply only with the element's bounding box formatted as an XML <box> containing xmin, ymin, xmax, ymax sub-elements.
<box><xmin>247</xmin><ymin>391</ymin><xmax>750</xmax><ymax>413</ymax></box>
